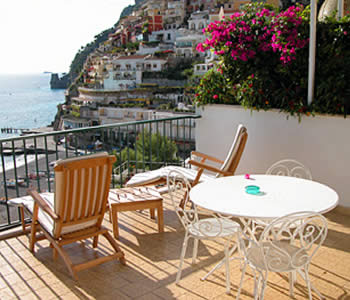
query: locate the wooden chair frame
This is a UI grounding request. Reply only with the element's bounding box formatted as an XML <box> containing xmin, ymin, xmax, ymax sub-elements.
<box><xmin>28</xmin><ymin>154</ymin><xmax>125</xmax><ymax>280</ymax></box>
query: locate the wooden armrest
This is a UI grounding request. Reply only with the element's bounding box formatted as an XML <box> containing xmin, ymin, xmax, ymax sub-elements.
<box><xmin>27</xmin><ymin>189</ymin><xmax>59</xmax><ymax>221</ymax></box>
<box><xmin>188</xmin><ymin>160</ymin><xmax>231</xmax><ymax>176</ymax></box>
<box><xmin>190</xmin><ymin>151</ymin><xmax>224</xmax><ymax>164</ymax></box>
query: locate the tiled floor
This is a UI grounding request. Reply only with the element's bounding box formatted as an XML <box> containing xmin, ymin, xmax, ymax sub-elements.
<box><xmin>0</xmin><ymin>195</ymin><xmax>350</xmax><ymax>299</ymax></box>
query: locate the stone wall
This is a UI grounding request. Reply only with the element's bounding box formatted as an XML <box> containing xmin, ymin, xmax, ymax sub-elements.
<box><xmin>143</xmin><ymin>79</ymin><xmax>187</xmax><ymax>87</ymax></box>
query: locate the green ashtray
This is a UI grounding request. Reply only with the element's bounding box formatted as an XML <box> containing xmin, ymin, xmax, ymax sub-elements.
<box><xmin>245</xmin><ymin>185</ymin><xmax>260</xmax><ymax>195</ymax></box>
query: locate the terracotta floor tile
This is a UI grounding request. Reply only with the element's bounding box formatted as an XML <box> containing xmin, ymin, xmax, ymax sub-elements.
<box><xmin>0</xmin><ymin>205</ymin><xmax>349</xmax><ymax>299</ymax></box>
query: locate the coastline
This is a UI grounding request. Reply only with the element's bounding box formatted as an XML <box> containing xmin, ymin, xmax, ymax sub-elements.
<box><xmin>0</xmin><ymin>126</ymin><xmax>68</xmax><ymax>199</ymax></box>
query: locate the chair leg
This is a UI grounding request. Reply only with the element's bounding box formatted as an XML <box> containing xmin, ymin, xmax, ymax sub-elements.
<box><xmin>224</xmin><ymin>242</ymin><xmax>231</xmax><ymax>294</ymax></box>
<box><xmin>53</xmin><ymin>242</ymin><xmax>77</xmax><ymax>280</ymax></box>
<box><xmin>258</xmin><ymin>271</ymin><xmax>268</xmax><ymax>300</ymax></box>
<box><xmin>53</xmin><ymin>248</ymin><xmax>58</xmax><ymax>260</ymax></box>
<box><xmin>20</xmin><ymin>206</ymin><xmax>26</xmax><ymax>232</ymax></box>
<box><xmin>192</xmin><ymin>238</ymin><xmax>199</xmax><ymax>264</ymax></box>
<box><xmin>102</xmin><ymin>231</ymin><xmax>126</xmax><ymax>265</ymax></box>
<box><xmin>289</xmin><ymin>271</ymin><xmax>295</xmax><ymax>297</ymax></box>
<box><xmin>236</xmin><ymin>261</ymin><xmax>247</xmax><ymax>300</ymax></box>
<box><xmin>93</xmin><ymin>236</ymin><xmax>99</xmax><ymax>248</ymax></box>
<box><xmin>201</xmin><ymin>240</ymin><xmax>240</xmax><ymax>282</ymax></box>
<box><xmin>176</xmin><ymin>232</ymin><xmax>189</xmax><ymax>284</ymax></box>
<box><xmin>29</xmin><ymin>222</ymin><xmax>37</xmax><ymax>252</ymax></box>
<box><xmin>253</xmin><ymin>270</ymin><xmax>258</xmax><ymax>300</ymax></box>
<box><xmin>109</xmin><ymin>207</ymin><xmax>112</xmax><ymax>223</ymax></box>
<box><xmin>298</xmin><ymin>267</ymin><xmax>323</xmax><ymax>300</ymax></box>
<box><xmin>303</xmin><ymin>267</ymin><xmax>313</xmax><ymax>300</ymax></box>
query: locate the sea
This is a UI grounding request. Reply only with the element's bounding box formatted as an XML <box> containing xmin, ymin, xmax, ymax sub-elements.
<box><xmin>0</xmin><ymin>73</ymin><xmax>65</xmax><ymax>170</ymax></box>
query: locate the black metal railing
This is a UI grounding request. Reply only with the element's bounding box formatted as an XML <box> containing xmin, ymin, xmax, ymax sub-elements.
<box><xmin>0</xmin><ymin>115</ymin><xmax>200</xmax><ymax>231</ymax></box>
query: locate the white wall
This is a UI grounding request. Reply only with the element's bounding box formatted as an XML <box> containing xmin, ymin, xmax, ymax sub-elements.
<box><xmin>196</xmin><ymin>104</ymin><xmax>350</xmax><ymax>207</ymax></box>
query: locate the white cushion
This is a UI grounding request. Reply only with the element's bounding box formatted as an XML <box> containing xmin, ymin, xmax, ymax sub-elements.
<box><xmin>218</xmin><ymin>124</ymin><xmax>246</xmax><ymax>177</ymax></box>
<box><xmin>8</xmin><ymin>195</ymin><xmax>34</xmax><ymax>207</ymax></box>
<box><xmin>125</xmin><ymin>166</ymin><xmax>215</xmax><ymax>192</ymax></box>
<box><xmin>19</xmin><ymin>192</ymin><xmax>96</xmax><ymax>236</ymax></box>
<box><xmin>22</xmin><ymin>193</ymin><xmax>56</xmax><ymax>235</ymax></box>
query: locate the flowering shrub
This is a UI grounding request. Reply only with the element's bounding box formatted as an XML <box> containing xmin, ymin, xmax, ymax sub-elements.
<box><xmin>270</xmin><ymin>5</ymin><xmax>310</xmax><ymax>64</ymax></box>
<box><xmin>194</xmin><ymin>3</ymin><xmax>350</xmax><ymax>118</ymax></box>
<box><xmin>194</xmin><ymin>69</ymin><xmax>238</xmax><ymax>105</ymax></box>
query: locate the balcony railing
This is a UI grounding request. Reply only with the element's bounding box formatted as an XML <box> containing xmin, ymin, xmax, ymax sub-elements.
<box><xmin>0</xmin><ymin>115</ymin><xmax>200</xmax><ymax>231</ymax></box>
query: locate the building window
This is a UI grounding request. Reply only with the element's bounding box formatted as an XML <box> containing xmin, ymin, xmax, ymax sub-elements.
<box><xmin>167</xmin><ymin>33</ymin><xmax>171</xmax><ymax>40</ymax></box>
<box><xmin>126</xmin><ymin>64</ymin><xmax>131</xmax><ymax>70</ymax></box>
<box><xmin>153</xmin><ymin>64</ymin><xmax>157</xmax><ymax>68</ymax></box>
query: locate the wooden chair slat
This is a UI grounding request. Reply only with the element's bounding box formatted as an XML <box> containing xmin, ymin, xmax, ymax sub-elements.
<box><xmin>27</xmin><ymin>154</ymin><xmax>124</xmax><ymax>280</ymax></box>
<box><xmin>87</xmin><ymin>166</ymin><xmax>97</xmax><ymax>218</ymax></box>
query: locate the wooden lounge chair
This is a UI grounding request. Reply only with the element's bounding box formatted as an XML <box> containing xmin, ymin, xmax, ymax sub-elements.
<box><xmin>125</xmin><ymin>124</ymin><xmax>248</xmax><ymax>192</ymax></box>
<box><xmin>26</xmin><ymin>152</ymin><xmax>125</xmax><ymax>280</ymax></box>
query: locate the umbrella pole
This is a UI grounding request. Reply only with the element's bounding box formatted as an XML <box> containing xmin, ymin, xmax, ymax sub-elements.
<box><xmin>307</xmin><ymin>0</ymin><xmax>317</xmax><ymax>106</ymax></box>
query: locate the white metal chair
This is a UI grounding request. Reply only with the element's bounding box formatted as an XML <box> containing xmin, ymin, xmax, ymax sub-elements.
<box><xmin>266</xmin><ymin>159</ymin><xmax>312</xmax><ymax>180</ymax></box>
<box><xmin>236</xmin><ymin>211</ymin><xmax>328</xmax><ymax>300</ymax></box>
<box><xmin>167</xmin><ymin>170</ymin><xmax>241</xmax><ymax>294</ymax></box>
<box><xmin>250</xmin><ymin>159</ymin><xmax>313</xmax><ymax>236</ymax></box>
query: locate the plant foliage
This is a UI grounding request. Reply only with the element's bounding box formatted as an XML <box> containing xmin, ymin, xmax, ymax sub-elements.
<box><xmin>194</xmin><ymin>3</ymin><xmax>350</xmax><ymax>118</ymax></box>
<box><xmin>119</xmin><ymin>130</ymin><xmax>179</xmax><ymax>171</ymax></box>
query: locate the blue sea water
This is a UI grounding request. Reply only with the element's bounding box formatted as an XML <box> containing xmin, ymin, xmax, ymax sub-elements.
<box><xmin>0</xmin><ymin>73</ymin><xmax>65</xmax><ymax>139</ymax></box>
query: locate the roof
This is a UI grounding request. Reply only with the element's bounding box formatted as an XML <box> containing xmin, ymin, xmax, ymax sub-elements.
<box><xmin>145</xmin><ymin>57</ymin><xmax>167</xmax><ymax>61</ymax></box>
<box><xmin>116</xmin><ymin>55</ymin><xmax>149</xmax><ymax>60</ymax></box>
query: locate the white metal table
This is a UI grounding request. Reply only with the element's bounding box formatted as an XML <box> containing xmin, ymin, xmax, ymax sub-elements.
<box><xmin>190</xmin><ymin>174</ymin><xmax>339</xmax><ymax>286</ymax></box>
<box><xmin>190</xmin><ymin>174</ymin><xmax>339</xmax><ymax>220</ymax></box>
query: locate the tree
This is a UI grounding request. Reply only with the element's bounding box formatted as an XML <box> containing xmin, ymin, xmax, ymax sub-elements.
<box><xmin>119</xmin><ymin>130</ymin><xmax>179</xmax><ymax>171</ymax></box>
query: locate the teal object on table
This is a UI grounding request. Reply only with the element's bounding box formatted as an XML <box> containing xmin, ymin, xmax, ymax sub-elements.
<box><xmin>245</xmin><ymin>185</ymin><xmax>260</xmax><ymax>195</ymax></box>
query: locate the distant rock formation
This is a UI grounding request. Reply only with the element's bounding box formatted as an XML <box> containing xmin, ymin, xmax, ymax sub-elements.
<box><xmin>50</xmin><ymin>73</ymin><xmax>70</xmax><ymax>89</ymax></box>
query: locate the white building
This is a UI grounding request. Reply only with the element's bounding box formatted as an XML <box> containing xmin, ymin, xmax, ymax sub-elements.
<box><xmin>95</xmin><ymin>107</ymin><xmax>195</xmax><ymax>142</ymax></box>
<box><xmin>193</xmin><ymin>51</ymin><xmax>217</xmax><ymax>75</ymax></box>
<box><xmin>188</xmin><ymin>11</ymin><xmax>209</xmax><ymax>31</ymax></box>
<box><xmin>175</xmin><ymin>29</ymin><xmax>206</xmax><ymax>58</ymax></box>
<box><xmin>144</xmin><ymin>57</ymin><xmax>167</xmax><ymax>71</ymax></box>
<box><xmin>98</xmin><ymin>107</ymin><xmax>151</xmax><ymax>125</ymax></box>
<box><xmin>103</xmin><ymin>55</ymin><xmax>167</xmax><ymax>90</ymax></box>
<box><xmin>164</xmin><ymin>0</ymin><xmax>185</xmax><ymax>29</ymax></box>
<box><xmin>148</xmin><ymin>29</ymin><xmax>178</xmax><ymax>44</ymax></box>
<box><xmin>137</xmin><ymin>41</ymin><xmax>174</xmax><ymax>55</ymax></box>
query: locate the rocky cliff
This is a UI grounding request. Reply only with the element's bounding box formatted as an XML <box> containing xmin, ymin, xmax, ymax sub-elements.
<box><xmin>50</xmin><ymin>73</ymin><xmax>70</xmax><ymax>89</ymax></box>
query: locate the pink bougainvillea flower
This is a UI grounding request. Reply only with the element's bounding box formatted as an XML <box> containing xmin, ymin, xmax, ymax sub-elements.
<box><xmin>245</xmin><ymin>174</ymin><xmax>250</xmax><ymax>179</ymax></box>
<box><xmin>213</xmin><ymin>94</ymin><xmax>218</xmax><ymax>99</ymax></box>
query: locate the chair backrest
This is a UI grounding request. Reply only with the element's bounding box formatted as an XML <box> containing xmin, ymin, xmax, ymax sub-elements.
<box><xmin>53</xmin><ymin>152</ymin><xmax>116</xmax><ymax>237</ymax></box>
<box><xmin>167</xmin><ymin>170</ymin><xmax>198</xmax><ymax>229</ymax></box>
<box><xmin>266</xmin><ymin>159</ymin><xmax>312</xmax><ymax>180</ymax></box>
<box><xmin>239</xmin><ymin>212</ymin><xmax>327</xmax><ymax>273</ymax></box>
<box><xmin>216</xmin><ymin>124</ymin><xmax>248</xmax><ymax>177</ymax></box>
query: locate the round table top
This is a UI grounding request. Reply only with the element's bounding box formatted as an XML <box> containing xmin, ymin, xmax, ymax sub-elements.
<box><xmin>190</xmin><ymin>175</ymin><xmax>339</xmax><ymax>219</ymax></box>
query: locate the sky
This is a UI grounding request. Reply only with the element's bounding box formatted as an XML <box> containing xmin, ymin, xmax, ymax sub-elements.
<box><xmin>0</xmin><ymin>0</ymin><xmax>134</xmax><ymax>74</ymax></box>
